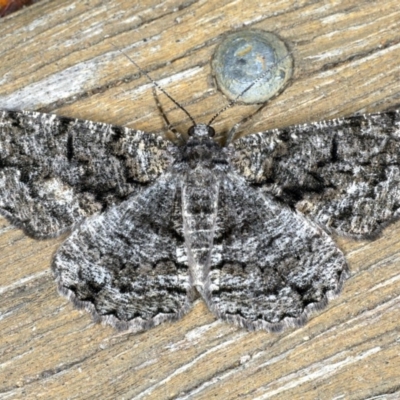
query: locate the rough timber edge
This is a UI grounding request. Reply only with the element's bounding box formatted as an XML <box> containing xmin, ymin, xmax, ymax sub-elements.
<box><xmin>204</xmin><ymin>263</ymin><xmax>350</xmax><ymax>333</ymax></box>
<box><xmin>53</xmin><ymin>275</ymin><xmax>195</xmax><ymax>333</ymax></box>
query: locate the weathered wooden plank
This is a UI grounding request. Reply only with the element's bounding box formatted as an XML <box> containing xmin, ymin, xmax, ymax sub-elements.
<box><xmin>0</xmin><ymin>0</ymin><xmax>399</xmax><ymax>399</ymax></box>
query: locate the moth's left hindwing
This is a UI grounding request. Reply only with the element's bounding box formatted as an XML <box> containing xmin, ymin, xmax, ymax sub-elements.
<box><xmin>0</xmin><ymin>110</ymin><xmax>174</xmax><ymax>238</ymax></box>
<box><xmin>202</xmin><ymin>172</ymin><xmax>348</xmax><ymax>331</ymax></box>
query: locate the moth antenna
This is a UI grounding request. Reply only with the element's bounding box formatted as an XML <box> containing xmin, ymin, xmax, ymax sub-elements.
<box><xmin>152</xmin><ymin>86</ymin><xmax>185</xmax><ymax>143</ymax></box>
<box><xmin>111</xmin><ymin>43</ymin><xmax>197</xmax><ymax>127</ymax></box>
<box><xmin>208</xmin><ymin>52</ymin><xmax>293</xmax><ymax>127</ymax></box>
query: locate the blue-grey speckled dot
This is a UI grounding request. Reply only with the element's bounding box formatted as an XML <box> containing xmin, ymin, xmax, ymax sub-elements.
<box><xmin>212</xmin><ymin>30</ymin><xmax>293</xmax><ymax>104</ymax></box>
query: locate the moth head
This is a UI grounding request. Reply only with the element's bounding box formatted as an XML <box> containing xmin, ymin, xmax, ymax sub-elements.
<box><xmin>182</xmin><ymin>123</ymin><xmax>223</xmax><ymax>167</ymax></box>
<box><xmin>187</xmin><ymin>124</ymin><xmax>216</xmax><ymax>138</ymax></box>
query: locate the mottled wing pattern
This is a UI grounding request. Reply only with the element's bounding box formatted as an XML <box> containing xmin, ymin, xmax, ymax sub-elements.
<box><xmin>202</xmin><ymin>172</ymin><xmax>347</xmax><ymax>331</ymax></box>
<box><xmin>0</xmin><ymin>110</ymin><xmax>174</xmax><ymax>237</ymax></box>
<box><xmin>53</xmin><ymin>172</ymin><xmax>193</xmax><ymax>331</ymax></box>
<box><xmin>230</xmin><ymin>111</ymin><xmax>400</xmax><ymax>237</ymax></box>
<box><xmin>3</xmin><ymin>107</ymin><xmax>398</xmax><ymax>333</ymax></box>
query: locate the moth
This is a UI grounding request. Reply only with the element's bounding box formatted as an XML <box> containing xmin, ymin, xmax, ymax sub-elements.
<box><xmin>1</xmin><ymin>77</ymin><xmax>399</xmax><ymax>332</ymax></box>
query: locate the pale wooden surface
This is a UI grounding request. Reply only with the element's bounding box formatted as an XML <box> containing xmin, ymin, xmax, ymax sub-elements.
<box><xmin>0</xmin><ymin>1</ymin><xmax>400</xmax><ymax>399</ymax></box>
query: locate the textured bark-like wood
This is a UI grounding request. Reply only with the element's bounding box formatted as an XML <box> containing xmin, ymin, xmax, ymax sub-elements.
<box><xmin>0</xmin><ymin>0</ymin><xmax>399</xmax><ymax>399</ymax></box>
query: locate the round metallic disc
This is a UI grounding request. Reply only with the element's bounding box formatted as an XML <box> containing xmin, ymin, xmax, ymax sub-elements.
<box><xmin>212</xmin><ymin>30</ymin><xmax>293</xmax><ymax>104</ymax></box>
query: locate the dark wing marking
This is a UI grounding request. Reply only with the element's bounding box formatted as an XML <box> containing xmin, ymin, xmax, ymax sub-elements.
<box><xmin>0</xmin><ymin>110</ymin><xmax>174</xmax><ymax>238</ymax></box>
<box><xmin>202</xmin><ymin>172</ymin><xmax>348</xmax><ymax>331</ymax></box>
<box><xmin>52</xmin><ymin>172</ymin><xmax>193</xmax><ymax>332</ymax></box>
<box><xmin>229</xmin><ymin>111</ymin><xmax>400</xmax><ymax>237</ymax></box>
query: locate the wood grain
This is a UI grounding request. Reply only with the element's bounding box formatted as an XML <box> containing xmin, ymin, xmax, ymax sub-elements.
<box><xmin>0</xmin><ymin>0</ymin><xmax>400</xmax><ymax>399</ymax></box>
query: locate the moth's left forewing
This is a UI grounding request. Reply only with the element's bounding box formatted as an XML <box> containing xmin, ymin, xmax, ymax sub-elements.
<box><xmin>227</xmin><ymin>128</ymin><xmax>282</xmax><ymax>184</ymax></box>
<box><xmin>229</xmin><ymin>111</ymin><xmax>400</xmax><ymax>238</ymax></box>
